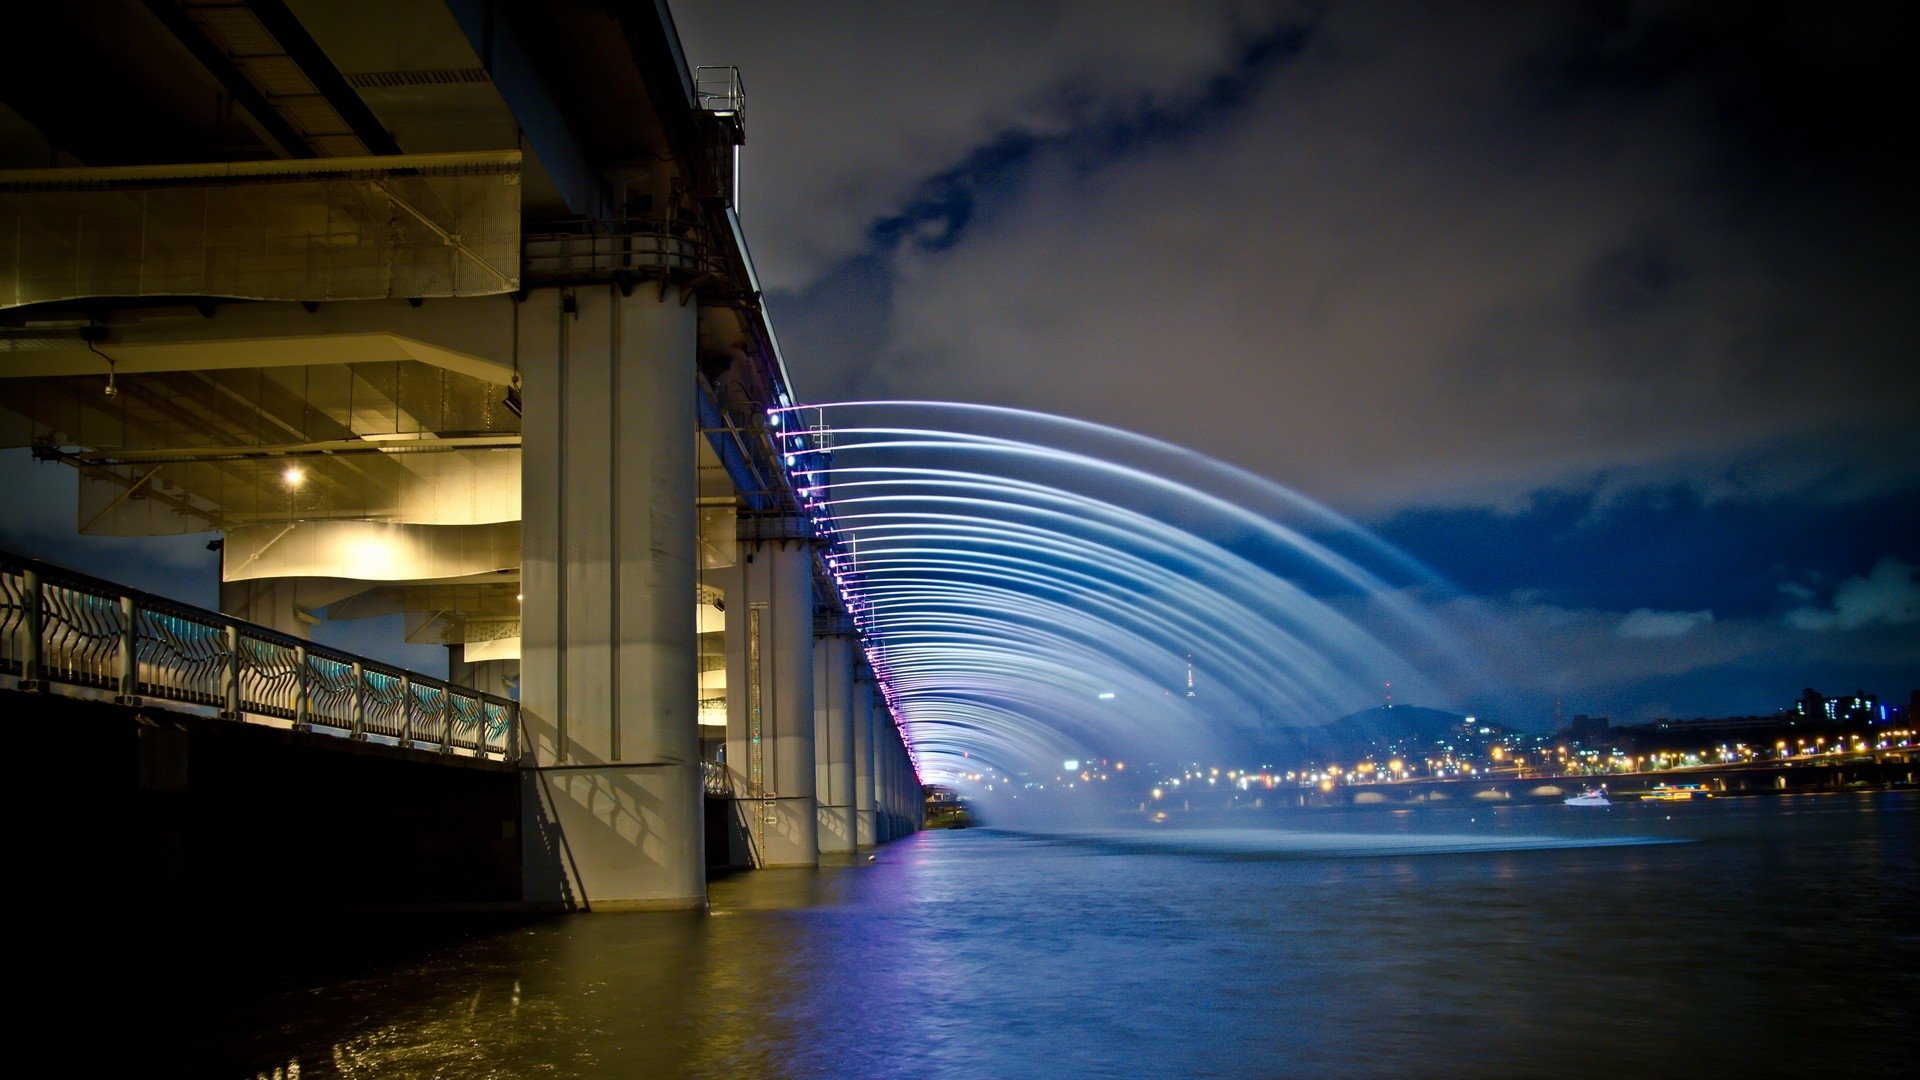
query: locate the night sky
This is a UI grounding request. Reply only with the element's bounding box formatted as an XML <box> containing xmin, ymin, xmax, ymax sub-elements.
<box><xmin>1</xmin><ymin>2</ymin><xmax>1912</xmax><ymax>732</ymax></box>
<box><xmin>672</xmin><ymin>0</ymin><xmax>1918</xmax><ymax>725</ymax></box>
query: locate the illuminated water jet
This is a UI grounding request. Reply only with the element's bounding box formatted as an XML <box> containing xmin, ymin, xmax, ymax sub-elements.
<box><xmin>775</xmin><ymin>402</ymin><xmax>1502</xmax><ymax>821</ymax></box>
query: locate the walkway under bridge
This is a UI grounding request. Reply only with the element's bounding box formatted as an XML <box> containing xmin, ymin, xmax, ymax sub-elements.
<box><xmin>0</xmin><ymin>1</ymin><xmax>924</xmax><ymax>912</ymax></box>
<box><xmin>4</xmin><ymin>547</ymin><xmax>919</xmax><ymax>912</ymax></box>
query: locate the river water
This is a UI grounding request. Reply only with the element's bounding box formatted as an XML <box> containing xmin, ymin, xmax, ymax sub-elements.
<box><xmin>152</xmin><ymin>791</ymin><xmax>1916</xmax><ymax>1078</ymax></box>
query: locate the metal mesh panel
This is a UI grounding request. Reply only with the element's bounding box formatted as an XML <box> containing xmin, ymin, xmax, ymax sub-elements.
<box><xmin>0</xmin><ymin>564</ymin><xmax>29</xmax><ymax>676</ymax></box>
<box><xmin>448</xmin><ymin>690</ymin><xmax>485</xmax><ymax>753</ymax></box>
<box><xmin>360</xmin><ymin>667</ymin><xmax>407</xmax><ymax>739</ymax></box>
<box><xmin>237</xmin><ymin>632</ymin><xmax>302</xmax><ymax>719</ymax></box>
<box><xmin>136</xmin><ymin>605</ymin><xmax>227</xmax><ymax>706</ymax></box>
<box><xmin>1</xmin><ymin>156</ymin><xmax>521</xmax><ymax>308</ymax></box>
<box><xmin>305</xmin><ymin>653</ymin><xmax>357</xmax><ymax>729</ymax></box>
<box><xmin>2</xmin><ymin>551</ymin><xmax>515</xmax><ymax>757</ymax></box>
<box><xmin>38</xmin><ymin>581</ymin><xmax>122</xmax><ymax>689</ymax></box>
<box><xmin>409</xmin><ymin>680</ymin><xmax>445</xmax><ymax>748</ymax></box>
<box><xmin>482</xmin><ymin>699</ymin><xmax>513</xmax><ymax>755</ymax></box>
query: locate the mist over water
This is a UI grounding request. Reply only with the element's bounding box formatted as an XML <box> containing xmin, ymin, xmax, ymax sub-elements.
<box><xmin>784</xmin><ymin>402</ymin><xmax>1506</xmax><ymax>817</ymax></box>
<box><xmin>1027</xmin><ymin>824</ymin><xmax>1685</xmax><ymax>859</ymax></box>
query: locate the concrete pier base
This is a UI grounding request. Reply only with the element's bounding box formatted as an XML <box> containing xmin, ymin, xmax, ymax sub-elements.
<box><xmin>524</xmin><ymin>764</ymin><xmax>707</xmax><ymax>911</ymax></box>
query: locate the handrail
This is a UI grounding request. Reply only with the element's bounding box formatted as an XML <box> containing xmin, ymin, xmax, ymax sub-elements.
<box><xmin>693</xmin><ymin>66</ymin><xmax>744</xmax><ymax>116</ymax></box>
<box><xmin>0</xmin><ymin>549</ymin><xmax>516</xmax><ymax>761</ymax></box>
<box><xmin>701</xmin><ymin>759</ymin><xmax>732</xmax><ymax>797</ymax></box>
<box><xmin>521</xmin><ymin>214</ymin><xmax>727</xmax><ymax>285</ymax></box>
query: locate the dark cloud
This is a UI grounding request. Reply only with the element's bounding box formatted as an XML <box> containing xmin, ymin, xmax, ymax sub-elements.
<box><xmin>676</xmin><ymin>0</ymin><xmax>1918</xmax><ymax>721</ymax></box>
<box><xmin>682</xmin><ymin>0</ymin><xmax>1916</xmax><ymax>511</ymax></box>
<box><xmin>676</xmin><ymin>0</ymin><xmax>1303</xmax><ymax>288</ymax></box>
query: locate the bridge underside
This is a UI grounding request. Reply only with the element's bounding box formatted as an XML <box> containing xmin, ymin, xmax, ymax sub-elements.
<box><xmin>2</xmin><ymin>1</ymin><xmax>924</xmax><ymax>911</ymax></box>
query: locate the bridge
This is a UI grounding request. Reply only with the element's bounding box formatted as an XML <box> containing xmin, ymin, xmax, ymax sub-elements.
<box><xmin>0</xmin><ymin>0</ymin><xmax>921</xmax><ymax>912</ymax></box>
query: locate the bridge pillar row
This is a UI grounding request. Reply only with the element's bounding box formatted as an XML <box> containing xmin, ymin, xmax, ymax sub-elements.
<box><xmin>891</xmin><ymin>718</ymin><xmax>923</xmax><ymax>837</ymax></box>
<box><xmin>813</xmin><ymin>618</ymin><xmax>858</xmax><ymax>856</ymax></box>
<box><xmin>873</xmin><ymin>707</ymin><xmax>890</xmax><ymax>843</ymax></box>
<box><xmin>724</xmin><ymin>513</ymin><xmax>819</xmax><ymax>868</ymax></box>
<box><xmin>518</xmin><ymin>284</ymin><xmax>706</xmax><ymax>911</ymax></box>
<box><xmin>898</xmin><ymin>725</ymin><xmax>917</xmax><ymax>834</ymax></box>
<box><xmin>877</xmin><ymin>715</ymin><xmax>899</xmax><ymax>842</ymax></box>
<box><xmin>853</xmin><ymin>660</ymin><xmax>878</xmax><ymax>848</ymax></box>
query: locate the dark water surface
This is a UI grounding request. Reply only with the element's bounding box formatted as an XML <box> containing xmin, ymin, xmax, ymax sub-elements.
<box><xmin>158</xmin><ymin>791</ymin><xmax>1916</xmax><ymax>1077</ymax></box>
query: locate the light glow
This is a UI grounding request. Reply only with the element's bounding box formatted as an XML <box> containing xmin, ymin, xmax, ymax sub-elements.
<box><xmin>785</xmin><ymin>402</ymin><xmax>1490</xmax><ymax>803</ymax></box>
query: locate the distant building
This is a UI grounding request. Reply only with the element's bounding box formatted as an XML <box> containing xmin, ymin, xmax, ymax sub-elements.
<box><xmin>1795</xmin><ymin>688</ymin><xmax>1879</xmax><ymax>724</ymax></box>
<box><xmin>1560</xmin><ymin>714</ymin><xmax>1612</xmax><ymax>747</ymax></box>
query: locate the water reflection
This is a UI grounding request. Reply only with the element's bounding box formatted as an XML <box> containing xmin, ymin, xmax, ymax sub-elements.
<box><xmin>160</xmin><ymin>793</ymin><xmax>1917</xmax><ymax>1078</ymax></box>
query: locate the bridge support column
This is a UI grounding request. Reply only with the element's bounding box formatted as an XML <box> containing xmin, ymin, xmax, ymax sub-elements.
<box><xmin>218</xmin><ymin>579</ymin><xmax>313</xmax><ymax>639</ymax></box>
<box><xmin>449</xmin><ymin>645</ymin><xmax>518</xmax><ymax>700</ymax></box>
<box><xmin>853</xmin><ymin>662</ymin><xmax>877</xmax><ymax>848</ymax></box>
<box><xmin>724</xmin><ymin>514</ymin><xmax>818</xmax><ymax>867</ymax></box>
<box><xmin>518</xmin><ymin>285</ymin><xmax>704</xmax><ymax>911</ymax></box>
<box><xmin>877</xmin><ymin>719</ymin><xmax>897</xmax><ymax>842</ymax></box>
<box><xmin>813</xmin><ymin>621</ymin><xmax>856</xmax><ymax>856</ymax></box>
<box><xmin>895</xmin><ymin>727</ymin><xmax>914</xmax><ymax>835</ymax></box>
<box><xmin>880</xmin><ymin>719</ymin><xmax>921</xmax><ymax>839</ymax></box>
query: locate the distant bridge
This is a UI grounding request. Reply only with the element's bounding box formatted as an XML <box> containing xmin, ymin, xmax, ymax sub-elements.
<box><xmin>1125</xmin><ymin>760</ymin><xmax>1917</xmax><ymax>817</ymax></box>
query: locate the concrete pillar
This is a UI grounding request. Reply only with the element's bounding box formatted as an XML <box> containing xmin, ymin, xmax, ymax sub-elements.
<box><xmin>878</xmin><ymin>733</ymin><xmax>892</xmax><ymax>842</ymax></box>
<box><xmin>449</xmin><ymin>644</ymin><xmax>518</xmax><ymax>699</ymax></box>
<box><xmin>519</xmin><ymin>285</ymin><xmax>704</xmax><ymax>911</ymax></box>
<box><xmin>853</xmin><ymin>663</ymin><xmax>877</xmax><ymax>848</ymax></box>
<box><xmin>879</xmin><ymin>714</ymin><xmax>890</xmax><ymax>841</ymax></box>
<box><xmin>898</xmin><ymin>726</ymin><xmax>921</xmax><ymax>835</ymax></box>
<box><xmin>912</xmin><ymin>750</ymin><xmax>925</xmax><ymax>831</ymax></box>
<box><xmin>218</xmin><ymin>575</ymin><xmax>364</xmax><ymax>639</ymax></box>
<box><xmin>813</xmin><ymin>623</ymin><xmax>857</xmax><ymax>856</ymax></box>
<box><xmin>892</xmin><ymin>729</ymin><xmax>910</xmax><ymax>837</ymax></box>
<box><xmin>218</xmin><ymin>578</ymin><xmax>312</xmax><ymax>638</ymax></box>
<box><xmin>724</xmin><ymin>515</ymin><xmax>817</xmax><ymax>867</ymax></box>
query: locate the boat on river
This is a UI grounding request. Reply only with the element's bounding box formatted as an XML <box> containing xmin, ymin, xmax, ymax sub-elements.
<box><xmin>1564</xmin><ymin>787</ymin><xmax>1611</xmax><ymax>806</ymax></box>
<box><xmin>1642</xmin><ymin>783</ymin><xmax>1712</xmax><ymax>802</ymax></box>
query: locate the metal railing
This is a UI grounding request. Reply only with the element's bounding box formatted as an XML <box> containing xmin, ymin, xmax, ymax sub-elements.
<box><xmin>694</xmin><ymin>66</ymin><xmax>744</xmax><ymax>116</ymax></box>
<box><xmin>0</xmin><ymin>550</ymin><xmax>515</xmax><ymax>759</ymax></box>
<box><xmin>702</xmin><ymin>759</ymin><xmax>733</xmax><ymax>797</ymax></box>
<box><xmin>521</xmin><ymin>215</ymin><xmax>726</xmax><ymax>284</ymax></box>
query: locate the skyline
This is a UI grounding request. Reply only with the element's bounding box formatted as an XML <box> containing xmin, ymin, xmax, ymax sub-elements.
<box><xmin>670</xmin><ymin>0</ymin><xmax>1918</xmax><ymax>724</ymax></box>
